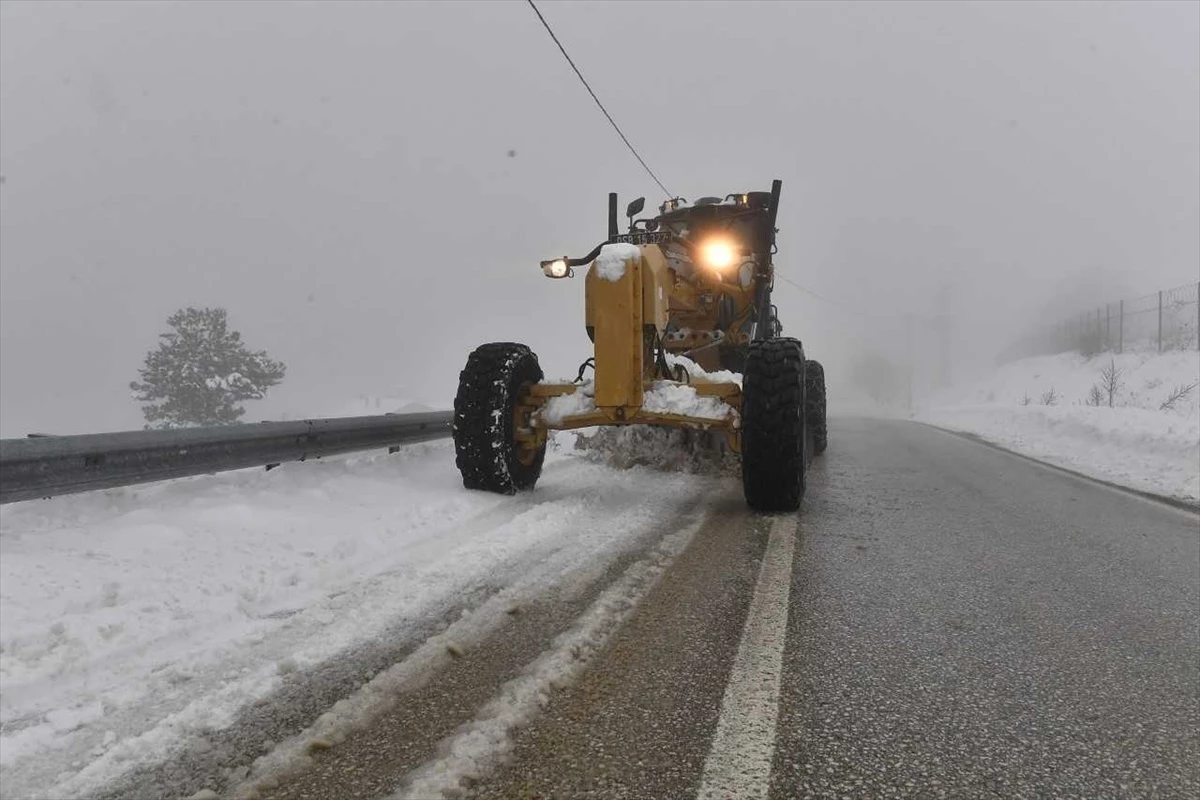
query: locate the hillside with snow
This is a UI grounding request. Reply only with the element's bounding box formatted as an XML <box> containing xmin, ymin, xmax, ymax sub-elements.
<box><xmin>916</xmin><ymin>349</ymin><xmax>1200</xmax><ymax>502</ymax></box>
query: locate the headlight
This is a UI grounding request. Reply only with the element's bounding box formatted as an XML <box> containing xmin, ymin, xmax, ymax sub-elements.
<box><xmin>540</xmin><ymin>258</ymin><xmax>570</xmax><ymax>279</ymax></box>
<box><xmin>698</xmin><ymin>239</ymin><xmax>737</xmax><ymax>272</ymax></box>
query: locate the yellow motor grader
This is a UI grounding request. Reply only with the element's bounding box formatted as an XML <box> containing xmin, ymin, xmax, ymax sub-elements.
<box><xmin>452</xmin><ymin>180</ymin><xmax>826</xmax><ymax>511</ymax></box>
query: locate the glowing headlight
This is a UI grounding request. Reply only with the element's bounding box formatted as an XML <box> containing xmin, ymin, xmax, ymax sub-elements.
<box><xmin>540</xmin><ymin>258</ymin><xmax>570</xmax><ymax>279</ymax></box>
<box><xmin>699</xmin><ymin>239</ymin><xmax>737</xmax><ymax>272</ymax></box>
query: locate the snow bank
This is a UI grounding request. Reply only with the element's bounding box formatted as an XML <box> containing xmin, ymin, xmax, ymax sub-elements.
<box><xmin>917</xmin><ymin>349</ymin><xmax>1200</xmax><ymax>501</ymax></box>
<box><xmin>593</xmin><ymin>243</ymin><xmax>640</xmax><ymax>282</ymax></box>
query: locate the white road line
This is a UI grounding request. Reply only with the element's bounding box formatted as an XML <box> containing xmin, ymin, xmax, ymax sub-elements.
<box><xmin>696</xmin><ymin>514</ymin><xmax>797</xmax><ymax>800</ymax></box>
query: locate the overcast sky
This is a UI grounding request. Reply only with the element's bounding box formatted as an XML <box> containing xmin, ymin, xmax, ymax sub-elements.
<box><xmin>1</xmin><ymin>0</ymin><xmax>1197</xmax><ymax>435</ymax></box>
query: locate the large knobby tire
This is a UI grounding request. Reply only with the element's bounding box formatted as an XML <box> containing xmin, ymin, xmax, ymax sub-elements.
<box><xmin>805</xmin><ymin>359</ymin><xmax>828</xmax><ymax>456</ymax></box>
<box><xmin>453</xmin><ymin>343</ymin><xmax>546</xmax><ymax>494</ymax></box>
<box><xmin>741</xmin><ymin>337</ymin><xmax>807</xmax><ymax>512</ymax></box>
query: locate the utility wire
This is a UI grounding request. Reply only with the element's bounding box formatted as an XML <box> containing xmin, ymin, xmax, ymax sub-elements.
<box><xmin>526</xmin><ymin>0</ymin><xmax>672</xmax><ymax>198</ymax></box>
<box><xmin>526</xmin><ymin>2</ymin><xmax>875</xmax><ymax>320</ymax></box>
<box><xmin>774</xmin><ymin>270</ymin><xmax>873</xmax><ymax>319</ymax></box>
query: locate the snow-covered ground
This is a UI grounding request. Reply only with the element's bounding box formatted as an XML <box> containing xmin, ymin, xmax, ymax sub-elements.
<box><xmin>0</xmin><ymin>437</ymin><xmax>719</xmax><ymax>798</ymax></box>
<box><xmin>915</xmin><ymin>349</ymin><xmax>1200</xmax><ymax>502</ymax></box>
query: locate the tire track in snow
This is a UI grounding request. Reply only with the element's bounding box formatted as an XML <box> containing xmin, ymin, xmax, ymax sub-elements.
<box><xmin>227</xmin><ymin>477</ymin><xmax>717</xmax><ymax>800</ymax></box>
<box><xmin>388</xmin><ymin>516</ymin><xmax>710</xmax><ymax>800</ymax></box>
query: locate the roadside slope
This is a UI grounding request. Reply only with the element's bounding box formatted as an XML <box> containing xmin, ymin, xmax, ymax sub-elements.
<box><xmin>915</xmin><ymin>350</ymin><xmax>1199</xmax><ymax>501</ymax></box>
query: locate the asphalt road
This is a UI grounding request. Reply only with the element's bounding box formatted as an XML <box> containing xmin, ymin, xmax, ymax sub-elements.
<box><xmin>476</xmin><ymin>418</ymin><xmax>1199</xmax><ymax>799</ymax></box>
<box><xmin>97</xmin><ymin>417</ymin><xmax>1199</xmax><ymax>799</ymax></box>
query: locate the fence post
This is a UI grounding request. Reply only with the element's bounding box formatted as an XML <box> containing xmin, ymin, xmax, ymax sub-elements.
<box><xmin>1158</xmin><ymin>290</ymin><xmax>1163</xmax><ymax>352</ymax></box>
<box><xmin>1118</xmin><ymin>299</ymin><xmax>1123</xmax><ymax>354</ymax></box>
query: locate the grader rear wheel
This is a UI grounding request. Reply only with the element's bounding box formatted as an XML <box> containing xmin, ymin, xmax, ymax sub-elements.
<box><xmin>805</xmin><ymin>359</ymin><xmax>828</xmax><ymax>456</ymax></box>
<box><xmin>453</xmin><ymin>342</ymin><xmax>546</xmax><ymax>494</ymax></box>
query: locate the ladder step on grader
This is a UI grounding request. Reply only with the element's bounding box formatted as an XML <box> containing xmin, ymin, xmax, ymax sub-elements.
<box><xmin>452</xmin><ymin>180</ymin><xmax>827</xmax><ymax>512</ymax></box>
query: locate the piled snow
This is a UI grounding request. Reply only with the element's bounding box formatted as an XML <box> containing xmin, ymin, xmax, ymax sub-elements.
<box><xmin>540</xmin><ymin>382</ymin><xmax>596</xmax><ymax>424</ymax></box>
<box><xmin>573</xmin><ymin>426</ymin><xmax>738</xmax><ymax>476</ymax></box>
<box><xmin>917</xmin><ymin>349</ymin><xmax>1200</xmax><ymax>501</ymax></box>
<box><xmin>0</xmin><ymin>439</ymin><xmax>715</xmax><ymax>799</ymax></box>
<box><xmin>539</xmin><ymin>355</ymin><xmax>739</xmax><ymax>427</ymax></box>
<box><xmin>593</xmin><ymin>243</ymin><xmax>640</xmax><ymax>282</ymax></box>
<box><xmin>664</xmin><ymin>353</ymin><xmax>741</xmax><ymax>387</ymax></box>
<box><xmin>539</xmin><ymin>380</ymin><xmax>733</xmax><ymax>425</ymax></box>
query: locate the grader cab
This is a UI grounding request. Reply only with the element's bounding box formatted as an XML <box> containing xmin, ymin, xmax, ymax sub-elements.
<box><xmin>452</xmin><ymin>180</ymin><xmax>827</xmax><ymax>512</ymax></box>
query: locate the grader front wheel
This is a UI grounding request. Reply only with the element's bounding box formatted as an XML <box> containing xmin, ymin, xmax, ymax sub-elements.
<box><xmin>741</xmin><ymin>337</ymin><xmax>807</xmax><ymax>512</ymax></box>
<box><xmin>453</xmin><ymin>342</ymin><xmax>546</xmax><ymax>494</ymax></box>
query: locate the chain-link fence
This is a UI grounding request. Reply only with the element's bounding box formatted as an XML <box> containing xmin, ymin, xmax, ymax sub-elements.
<box><xmin>1001</xmin><ymin>281</ymin><xmax>1200</xmax><ymax>362</ymax></box>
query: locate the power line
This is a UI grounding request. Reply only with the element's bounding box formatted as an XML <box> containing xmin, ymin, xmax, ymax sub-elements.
<box><xmin>773</xmin><ymin>271</ymin><xmax>868</xmax><ymax>318</ymax></box>
<box><xmin>774</xmin><ymin>272</ymin><xmax>834</xmax><ymax>305</ymax></box>
<box><xmin>525</xmin><ymin>0</ymin><xmax>672</xmax><ymax>198</ymax></box>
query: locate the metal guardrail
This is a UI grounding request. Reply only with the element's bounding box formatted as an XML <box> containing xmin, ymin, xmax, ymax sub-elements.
<box><xmin>0</xmin><ymin>411</ymin><xmax>454</xmax><ymax>504</ymax></box>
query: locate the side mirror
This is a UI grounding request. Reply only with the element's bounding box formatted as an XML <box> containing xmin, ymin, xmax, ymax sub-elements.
<box><xmin>626</xmin><ymin>197</ymin><xmax>645</xmax><ymax>220</ymax></box>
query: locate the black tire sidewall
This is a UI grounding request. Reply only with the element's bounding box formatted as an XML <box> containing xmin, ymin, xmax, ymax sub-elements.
<box><xmin>453</xmin><ymin>343</ymin><xmax>546</xmax><ymax>494</ymax></box>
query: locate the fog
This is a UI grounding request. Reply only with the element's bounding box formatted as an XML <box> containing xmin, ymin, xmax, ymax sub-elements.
<box><xmin>1</xmin><ymin>0</ymin><xmax>1197</xmax><ymax>436</ymax></box>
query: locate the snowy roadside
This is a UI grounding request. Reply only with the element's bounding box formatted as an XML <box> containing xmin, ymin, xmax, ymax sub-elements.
<box><xmin>0</xmin><ymin>436</ymin><xmax>722</xmax><ymax>799</ymax></box>
<box><xmin>915</xmin><ymin>350</ymin><xmax>1200</xmax><ymax>502</ymax></box>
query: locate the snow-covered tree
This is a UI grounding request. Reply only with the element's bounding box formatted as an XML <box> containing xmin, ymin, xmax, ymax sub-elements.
<box><xmin>130</xmin><ymin>307</ymin><xmax>286</xmax><ymax>428</ymax></box>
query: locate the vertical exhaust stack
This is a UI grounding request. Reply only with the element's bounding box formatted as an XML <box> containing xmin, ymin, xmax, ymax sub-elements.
<box><xmin>608</xmin><ymin>192</ymin><xmax>619</xmax><ymax>240</ymax></box>
<box><xmin>754</xmin><ymin>179</ymin><xmax>783</xmax><ymax>340</ymax></box>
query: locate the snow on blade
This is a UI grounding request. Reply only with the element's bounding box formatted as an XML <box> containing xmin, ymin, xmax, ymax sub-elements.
<box><xmin>539</xmin><ymin>380</ymin><xmax>732</xmax><ymax>425</ymax></box>
<box><xmin>594</xmin><ymin>243</ymin><xmax>640</xmax><ymax>282</ymax></box>
<box><xmin>665</xmin><ymin>353</ymin><xmax>742</xmax><ymax>387</ymax></box>
<box><xmin>643</xmin><ymin>381</ymin><xmax>735</xmax><ymax>421</ymax></box>
<box><xmin>539</xmin><ymin>357</ymin><xmax>738</xmax><ymax>427</ymax></box>
<box><xmin>539</xmin><ymin>382</ymin><xmax>596</xmax><ymax>424</ymax></box>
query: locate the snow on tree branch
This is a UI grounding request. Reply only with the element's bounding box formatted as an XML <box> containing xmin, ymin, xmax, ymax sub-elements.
<box><xmin>129</xmin><ymin>307</ymin><xmax>286</xmax><ymax>428</ymax></box>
